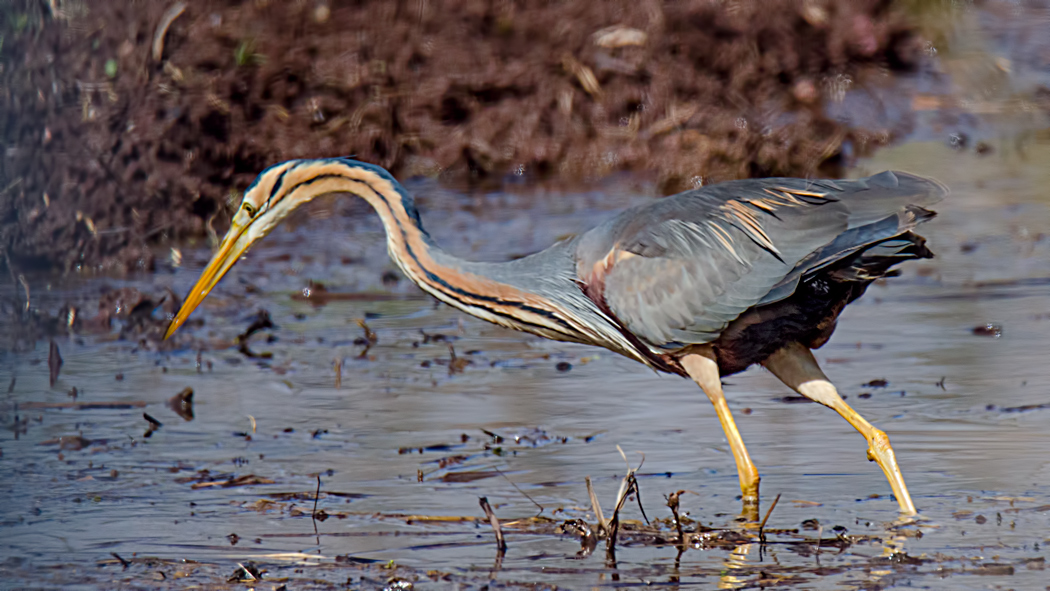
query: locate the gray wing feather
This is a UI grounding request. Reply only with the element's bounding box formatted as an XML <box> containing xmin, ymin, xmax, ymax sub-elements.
<box><xmin>576</xmin><ymin>171</ymin><xmax>947</xmax><ymax>351</ymax></box>
<box><xmin>841</xmin><ymin>171</ymin><xmax>946</xmax><ymax>228</ymax></box>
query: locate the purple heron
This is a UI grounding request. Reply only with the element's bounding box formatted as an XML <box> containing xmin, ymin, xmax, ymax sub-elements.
<box><xmin>165</xmin><ymin>157</ymin><xmax>946</xmax><ymax>516</ymax></box>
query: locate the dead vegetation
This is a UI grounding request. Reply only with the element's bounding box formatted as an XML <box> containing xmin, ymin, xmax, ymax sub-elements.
<box><xmin>0</xmin><ymin>0</ymin><xmax>928</xmax><ymax>272</ymax></box>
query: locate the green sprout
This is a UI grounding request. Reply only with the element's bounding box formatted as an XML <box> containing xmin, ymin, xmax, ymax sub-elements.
<box><xmin>234</xmin><ymin>39</ymin><xmax>266</xmax><ymax>67</ymax></box>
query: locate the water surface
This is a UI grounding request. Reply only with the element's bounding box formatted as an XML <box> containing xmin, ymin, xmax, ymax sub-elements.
<box><xmin>3</xmin><ymin>3</ymin><xmax>1050</xmax><ymax>588</ymax></box>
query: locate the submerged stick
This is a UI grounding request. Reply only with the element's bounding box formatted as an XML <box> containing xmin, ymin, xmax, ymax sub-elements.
<box><xmin>606</xmin><ymin>446</ymin><xmax>646</xmax><ymax>552</ymax></box>
<box><xmin>143</xmin><ymin>413</ymin><xmax>163</xmax><ymax>438</ymax></box>
<box><xmin>479</xmin><ymin>497</ymin><xmax>507</xmax><ymax>552</ymax></box>
<box><xmin>110</xmin><ymin>552</ymin><xmax>131</xmax><ymax>569</ymax></box>
<box><xmin>666</xmin><ymin>490</ymin><xmax>691</xmax><ymax>546</ymax></box>
<box><xmin>815</xmin><ymin>523</ymin><xmax>823</xmax><ymax>561</ymax></box>
<box><xmin>758</xmin><ymin>493</ymin><xmax>781</xmax><ymax>544</ymax></box>
<box><xmin>585</xmin><ymin>476</ymin><xmax>608</xmax><ymax>535</ymax></box>
<box><xmin>312</xmin><ymin>475</ymin><xmax>322</xmax><ymax>539</ymax></box>
<box><xmin>312</xmin><ymin>475</ymin><xmax>322</xmax><ymax>518</ymax></box>
<box><xmin>632</xmin><ymin>473</ymin><xmax>650</xmax><ymax>525</ymax></box>
<box><xmin>48</xmin><ymin>340</ymin><xmax>62</xmax><ymax>387</ymax></box>
<box><xmin>606</xmin><ymin>475</ymin><xmax>638</xmax><ymax>552</ymax></box>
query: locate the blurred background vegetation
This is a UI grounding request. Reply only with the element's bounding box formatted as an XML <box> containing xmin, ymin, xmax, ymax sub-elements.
<box><xmin>0</xmin><ymin>0</ymin><xmax>957</xmax><ymax>273</ymax></box>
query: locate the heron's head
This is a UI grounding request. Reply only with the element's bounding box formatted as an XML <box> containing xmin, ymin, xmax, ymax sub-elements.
<box><xmin>164</xmin><ymin>161</ymin><xmax>303</xmax><ymax>339</ymax></box>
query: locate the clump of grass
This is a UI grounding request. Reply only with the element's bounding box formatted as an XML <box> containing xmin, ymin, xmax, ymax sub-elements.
<box><xmin>234</xmin><ymin>39</ymin><xmax>266</xmax><ymax>67</ymax></box>
<box><xmin>0</xmin><ymin>0</ymin><xmax>49</xmax><ymax>37</ymax></box>
<box><xmin>13</xmin><ymin>13</ymin><xmax>29</xmax><ymax>32</ymax></box>
<box><xmin>0</xmin><ymin>11</ymin><xmax>30</xmax><ymax>36</ymax></box>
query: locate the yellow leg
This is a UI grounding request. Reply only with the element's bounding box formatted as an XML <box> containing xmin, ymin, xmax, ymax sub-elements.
<box><xmin>762</xmin><ymin>343</ymin><xmax>917</xmax><ymax>515</ymax></box>
<box><xmin>681</xmin><ymin>350</ymin><xmax>761</xmax><ymax>509</ymax></box>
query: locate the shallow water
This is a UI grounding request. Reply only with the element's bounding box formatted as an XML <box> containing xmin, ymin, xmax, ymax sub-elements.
<box><xmin>3</xmin><ymin>136</ymin><xmax>1050</xmax><ymax>589</ymax></box>
<box><xmin>4</xmin><ymin>3</ymin><xmax>1050</xmax><ymax>590</ymax></box>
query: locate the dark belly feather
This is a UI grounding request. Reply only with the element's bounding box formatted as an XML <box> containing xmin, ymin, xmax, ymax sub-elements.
<box><xmin>711</xmin><ymin>230</ymin><xmax>932</xmax><ymax>377</ymax></box>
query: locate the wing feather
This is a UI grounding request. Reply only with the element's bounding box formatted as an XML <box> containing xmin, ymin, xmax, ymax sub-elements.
<box><xmin>575</xmin><ymin>172</ymin><xmax>947</xmax><ymax>351</ymax></box>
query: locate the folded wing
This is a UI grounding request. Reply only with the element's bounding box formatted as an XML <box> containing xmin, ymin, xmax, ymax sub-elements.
<box><xmin>575</xmin><ymin>172</ymin><xmax>947</xmax><ymax>351</ymax></box>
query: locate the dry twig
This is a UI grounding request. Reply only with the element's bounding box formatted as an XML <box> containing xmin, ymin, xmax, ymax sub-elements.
<box><xmin>585</xmin><ymin>476</ymin><xmax>608</xmax><ymax>535</ymax></box>
<box><xmin>758</xmin><ymin>493</ymin><xmax>782</xmax><ymax>544</ymax></box>
<box><xmin>479</xmin><ymin>496</ymin><xmax>507</xmax><ymax>552</ymax></box>
<box><xmin>152</xmin><ymin>2</ymin><xmax>187</xmax><ymax>61</ymax></box>
<box><xmin>605</xmin><ymin>445</ymin><xmax>647</xmax><ymax>552</ymax></box>
<box><xmin>666</xmin><ymin>489</ymin><xmax>699</xmax><ymax>546</ymax></box>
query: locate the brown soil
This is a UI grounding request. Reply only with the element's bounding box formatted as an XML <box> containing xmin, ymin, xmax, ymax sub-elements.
<box><xmin>0</xmin><ymin>0</ymin><xmax>926</xmax><ymax>273</ymax></box>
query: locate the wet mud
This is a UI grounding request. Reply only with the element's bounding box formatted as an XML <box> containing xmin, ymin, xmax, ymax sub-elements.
<box><xmin>0</xmin><ymin>0</ymin><xmax>928</xmax><ymax>272</ymax></box>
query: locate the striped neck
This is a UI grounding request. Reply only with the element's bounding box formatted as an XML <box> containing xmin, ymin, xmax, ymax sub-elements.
<box><xmin>252</xmin><ymin>158</ymin><xmax>616</xmax><ymax>347</ymax></box>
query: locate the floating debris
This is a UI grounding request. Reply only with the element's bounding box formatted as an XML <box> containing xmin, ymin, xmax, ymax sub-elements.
<box><xmin>292</xmin><ymin>281</ymin><xmax>405</xmax><ymax>305</ymax></box>
<box><xmin>999</xmin><ymin>401</ymin><xmax>1050</xmax><ymax>413</ymax></box>
<box><xmin>110</xmin><ymin>552</ymin><xmax>130</xmax><ymax>570</ymax></box>
<box><xmin>972</xmin><ymin>323</ymin><xmax>1003</xmax><ymax>338</ymax></box>
<box><xmin>381</xmin><ymin>270</ymin><xmax>400</xmax><ymax>287</ymax></box>
<box><xmin>40</xmin><ymin>434</ymin><xmax>94</xmax><ymax>451</ymax></box>
<box><xmin>775</xmin><ymin>395</ymin><xmax>814</xmax><ymax>404</ymax></box>
<box><xmin>21</xmin><ymin>400</ymin><xmax>147</xmax><ymax>410</ymax></box>
<box><xmin>237</xmin><ymin>309</ymin><xmax>275</xmax><ymax>343</ymax></box>
<box><xmin>419</xmin><ymin>329</ymin><xmax>451</xmax><ymax>344</ymax></box>
<box><xmin>447</xmin><ymin>345</ymin><xmax>470</xmax><ymax>374</ymax></box>
<box><xmin>355</xmin><ymin>319</ymin><xmax>378</xmax><ymax>359</ymax></box>
<box><xmin>48</xmin><ymin>340</ymin><xmax>63</xmax><ymax>387</ymax></box>
<box><xmin>439</xmin><ymin>471</ymin><xmax>501</xmax><ymax>484</ymax></box>
<box><xmin>168</xmin><ymin>387</ymin><xmax>194</xmax><ymax>421</ymax></box>
<box><xmin>186</xmin><ymin>473</ymin><xmax>276</xmax><ymax>489</ymax></box>
<box><xmin>143</xmin><ymin>412</ymin><xmax>163</xmax><ymax>438</ymax></box>
<box><xmin>227</xmin><ymin>562</ymin><xmax>262</xmax><ymax>582</ymax></box>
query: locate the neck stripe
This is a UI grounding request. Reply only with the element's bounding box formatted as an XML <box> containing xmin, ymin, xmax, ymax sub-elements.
<box><xmin>275</xmin><ymin>167</ymin><xmax>584</xmax><ymax>340</ymax></box>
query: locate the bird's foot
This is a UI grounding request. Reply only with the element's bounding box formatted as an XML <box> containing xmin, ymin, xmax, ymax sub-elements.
<box><xmin>865</xmin><ymin>428</ymin><xmax>917</xmax><ymax>516</ymax></box>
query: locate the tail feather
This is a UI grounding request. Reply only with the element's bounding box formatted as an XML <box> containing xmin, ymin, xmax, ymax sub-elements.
<box><xmin>756</xmin><ymin>172</ymin><xmax>944</xmax><ymax>307</ymax></box>
<box><xmin>826</xmin><ymin>231</ymin><xmax>932</xmax><ymax>282</ymax></box>
<box><xmin>842</xmin><ymin>171</ymin><xmax>948</xmax><ymax>229</ymax></box>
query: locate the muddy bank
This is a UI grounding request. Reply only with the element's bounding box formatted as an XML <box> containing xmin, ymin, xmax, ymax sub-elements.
<box><xmin>0</xmin><ymin>0</ymin><xmax>927</xmax><ymax>272</ymax></box>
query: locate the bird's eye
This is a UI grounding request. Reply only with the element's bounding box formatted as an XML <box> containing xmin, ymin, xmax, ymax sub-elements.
<box><xmin>242</xmin><ymin>203</ymin><xmax>256</xmax><ymax>217</ymax></box>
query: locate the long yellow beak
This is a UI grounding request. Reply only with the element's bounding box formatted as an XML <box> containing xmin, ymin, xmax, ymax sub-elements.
<box><xmin>164</xmin><ymin>222</ymin><xmax>251</xmax><ymax>339</ymax></box>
